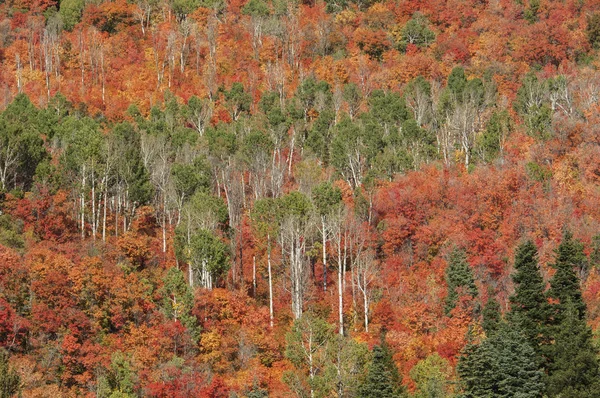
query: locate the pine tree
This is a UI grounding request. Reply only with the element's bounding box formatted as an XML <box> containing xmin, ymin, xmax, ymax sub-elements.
<box><xmin>491</xmin><ymin>324</ymin><xmax>545</xmax><ymax>398</ymax></box>
<box><xmin>482</xmin><ymin>296</ymin><xmax>501</xmax><ymax>337</ymax></box>
<box><xmin>547</xmin><ymin>231</ymin><xmax>586</xmax><ymax>320</ymax></box>
<box><xmin>358</xmin><ymin>338</ymin><xmax>405</xmax><ymax>398</ymax></box>
<box><xmin>546</xmin><ymin>300</ymin><xmax>600</xmax><ymax>398</ymax></box>
<box><xmin>545</xmin><ymin>231</ymin><xmax>600</xmax><ymax>397</ymax></box>
<box><xmin>445</xmin><ymin>248</ymin><xmax>478</xmax><ymax>315</ymax></box>
<box><xmin>507</xmin><ymin>240</ymin><xmax>550</xmax><ymax>351</ymax></box>
<box><xmin>458</xmin><ymin>323</ymin><xmax>544</xmax><ymax>398</ymax></box>
<box><xmin>457</xmin><ymin>328</ymin><xmax>491</xmax><ymax>398</ymax></box>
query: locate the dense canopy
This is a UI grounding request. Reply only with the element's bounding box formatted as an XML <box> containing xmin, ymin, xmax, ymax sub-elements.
<box><xmin>2</xmin><ymin>0</ymin><xmax>600</xmax><ymax>396</ymax></box>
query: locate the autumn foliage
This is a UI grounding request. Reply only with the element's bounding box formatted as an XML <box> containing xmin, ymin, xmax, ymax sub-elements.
<box><xmin>1</xmin><ymin>0</ymin><xmax>600</xmax><ymax>395</ymax></box>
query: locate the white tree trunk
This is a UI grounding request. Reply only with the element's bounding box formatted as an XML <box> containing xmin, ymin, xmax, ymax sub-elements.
<box><xmin>102</xmin><ymin>185</ymin><xmax>107</xmax><ymax>243</ymax></box>
<box><xmin>322</xmin><ymin>217</ymin><xmax>327</xmax><ymax>292</ymax></box>
<box><xmin>80</xmin><ymin>164</ymin><xmax>86</xmax><ymax>239</ymax></box>
<box><xmin>252</xmin><ymin>255</ymin><xmax>257</xmax><ymax>297</ymax></box>
<box><xmin>338</xmin><ymin>257</ymin><xmax>343</xmax><ymax>336</ymax></box>
<box><xmin>268</xmin><ymin>245</ymin><xmax>274</xmax><ymax>328</ymax></box>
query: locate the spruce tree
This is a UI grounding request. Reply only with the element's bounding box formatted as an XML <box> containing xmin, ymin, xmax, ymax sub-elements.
<box><xmin>545</xmin><ymin>231</ymin><xmax>600</xmax><ymax>397</ymax></box>
<box><xmin>458</xmin><ymin>323</ymin><xmax>544</xmax><ymax>398</ymax></box>
<box><xmin>482</xmin><ymin>296</ymin><xmax>501</xmax><ymax>337</ymax></box>
<box><xmin>445</xmin><ymin>248</ymin><xmax>478</xmax><ymax>315</ymax></box>
<box><xmin>508</xmin><ymin>240</ymin><xmax>550</xmax><ymax>351</ymax></box>
<box><xmin>358</xmin><ymin>339</ymin><xmax>405</xmax><ymax>398</ymax></box>
<box><xmin>491</xmin><ymin>324</ymin><xmax>545</xmax><ymax>398</ymax></box>
<box><xmin>547</xmin><ymin>231</ymin><xmax>586</xmax><ymax>320</ymax></box>
<box><xmin>456</xmin><ymin>328</ymin><xmax>492</xmax><ymax>398</ymax></box>
<box><xmin>546</xmin><ymin>300</ymin><xmax>600</xmax><ymax>398</ymax></box>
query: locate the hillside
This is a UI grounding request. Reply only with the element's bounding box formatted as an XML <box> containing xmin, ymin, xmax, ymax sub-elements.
<box><xmin>1</xmin><ymin>0</ymin><xmax>600</xmax><ymax>396</ymax></box>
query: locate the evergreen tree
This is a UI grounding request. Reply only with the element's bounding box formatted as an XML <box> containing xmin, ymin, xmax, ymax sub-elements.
<box><xmin>508</xmin><ymin>240</ymin><xmax>550</xmax><ymax>351</ymax></box>
<box><xmin>0</xmin><ymin>350</ymin><xmax>19</xmax><ymax>398</ymax></box>
<box><xmin>482</xmin><ymin>296</ymin><xmax>501</xmax><ymax>337</ymax></box>
<box><xmin>445</xmin><ymin>248</ymin><xmax>478</xmax><ymax>315</ymax></box>
<box><xmin>458</xmin><ymin>323</ymin><xmax>544</xmax><ymax>398</ymax></box>
<box><xmin>546</xmin><ymin>300</ymin><xmax>600</xmax><ymax>398</ymax></box>
<box><xmin>457</xmin><ymin>328</ymin><xmax>490</xmax><ymax>398</ymax></box>
<box><xmin>547</xmin><ymin>231</ymin><xmax>586</xmax><ymax>320</ymax></box>
<box><xmin>545</xmin><ymin>231</ymin><xmax>600</xmax><ymax>397</ymax></box>
<box><xmin>491</xmin><ymin>324</ymin><xmax>544</xmax><ymax>398</ymax></box>
<box><xmin>358</xmin><ymin>338</ymin><xmax>405</xmax><ymax>398</ymax></box>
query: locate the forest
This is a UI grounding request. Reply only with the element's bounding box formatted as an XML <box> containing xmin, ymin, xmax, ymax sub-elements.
<box><xmin>1</xmin><ymin>0</ymin><xmax>600</xmax><ymax>396</ymax></box>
